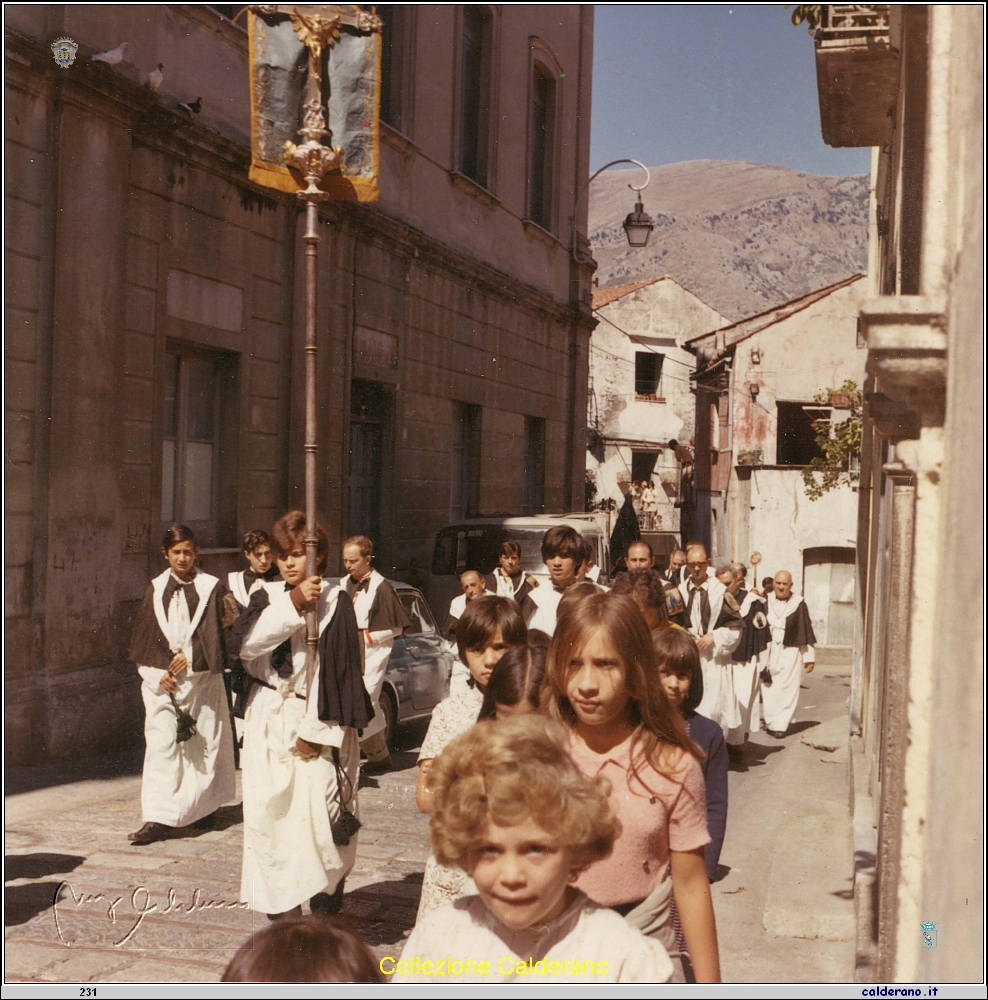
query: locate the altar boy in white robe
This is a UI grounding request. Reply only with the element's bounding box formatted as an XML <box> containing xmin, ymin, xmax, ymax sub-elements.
<box><xmin>679</xmin><ymin>543</ymin><xmax>744</xmax><ymax>738</ymax></box>
<box><xmin>762</xmin><ymin>570</ymin><xmax>816</xmax><ymax>738</ymax></box>
<box><xmin>230</xmin><ymin>512</ymin><xmax>372</xmax><ymax>920</ymax></box>
<box><xmin>342</xmin><ymin>535</ymin><xmax>410</xmax><ymax>773</ymax></box>
<box><xmin>128</xmin><ymin>525</ymin><xmax>236</xmax><ymax>845</ymax></box>
<box><xmin>226</xmin><ymin>529</ymin><xmax>281</xmax><ymax>750</ymax></box>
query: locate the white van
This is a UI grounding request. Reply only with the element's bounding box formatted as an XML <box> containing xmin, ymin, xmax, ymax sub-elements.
<box><xmin>426</xmin><ymin>514</ymin><xmax>611</xmax><ymax>620</ymax></box>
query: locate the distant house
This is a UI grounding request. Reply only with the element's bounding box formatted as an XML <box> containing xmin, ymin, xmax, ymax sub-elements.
<box><xmin>685</xmin><ymin>273</ymin><xmax>867</xmax><ymax>645</ymax></box>
<box><xmin>587</xmin><ymin>276</ymin><xmax>728</xmax><ymax>547</ymax></box>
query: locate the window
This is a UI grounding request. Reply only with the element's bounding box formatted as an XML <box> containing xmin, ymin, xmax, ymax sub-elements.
<box><xmin>161</xmin><ymin>344</ymin><xmax>238</xmax><ymax>547</ymax></box>
<box><xmin>349</xmin><ymin>380</ymin><xmax>392</xmax><ymax>544</ymax></box>
<box><xmin>631</xmin><ymin>451</ymin><xmax>658</xmax><ymax>485</ymax></box>
<box><xmin>450</xmin><ymin>402</ymin><xmax>482</xmax><ymax>520</ymax></box>
<box><xmin>459</xmin><ymin>6</ymin><xmax>492</xmax><ymax>187</ymax></box>
<box><xmin>398</xmin><ymin>591</ymin><xmax>437</xmax><ymax>636</ymax></box>
<box><xmin>379</xmin><ymin>5</ymin><xmax>412</xmax><ymax>133</ymax></box>
<box><xmin>528</xmin><ymin>66</ymin><xmax>555</xmax><ymax>228</ymax></box>
<box><xmin>776</xmin><ymin>402</ymin><xmax>829</xmax><ymax>465</ymax></box>
<box><xmin>523</xmin><ymin>416</ymin><xmax>546</xmax><ymax>515</ymax></box>
<box><xmin>635</xmin><ymin>352</ymin><xmax>664</xmax><ymax>399</ymax></box>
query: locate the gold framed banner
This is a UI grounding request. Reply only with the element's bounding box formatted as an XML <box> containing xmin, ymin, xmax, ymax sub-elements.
<box><xmin>248</xmin><ymin>5</ymin><xmax>381</xmax><ymax>201</ymax></box>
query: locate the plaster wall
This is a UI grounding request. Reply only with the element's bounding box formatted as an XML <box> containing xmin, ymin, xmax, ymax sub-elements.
<box><xmin>731</xmin><ymin>278</ymin><xmax>868</xmax><ymax>461</ymax></box>
<box><xmin>6</xmin><ymin>4</ymin><xmax>591</xmax><ymax>306</ymax></box>
<box><xmin>589</xmin><ymin>277</ymin><xmax>727</xmax><ymax>519</ymax></box>
<box><xmin>738</xmin><ymin>468</ymin><xmax>858</xmax><ymax>583</ymax></box>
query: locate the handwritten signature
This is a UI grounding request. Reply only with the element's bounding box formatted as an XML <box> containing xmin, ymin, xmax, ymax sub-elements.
<box><xmin>53</xmin><ymin>882</ymin><xmax>249</xmax><ymax>947</ymax></box>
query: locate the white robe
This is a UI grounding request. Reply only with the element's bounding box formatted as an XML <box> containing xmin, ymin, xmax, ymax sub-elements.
<box><xmin>728</xmin><ymin>591</ymin><xmax>768</xmax><ymax>745</ymax></box>
<box><xmin>137</xmin><ymin>570</ymin><xmax>236</xmax><ymax>827</ymax></box>
<box><xmin>238</xmin><ymin>580</ymin><xmax>361</xmax><ymax>915</ymax></box>
<box><xmin>679</xmin><ymin>577</ymin><xmax>742</xmax><ymax>738</ymax></box>
<box><xmin>762</xmin><ymin>593</ymin><xmax>815</xmax><ymax>733</ymax></box>
<box><xmin>524</xmin><ymin>583</ymin><xmax>564</xmax><ymax>637</ymax></box>
<box><xmin>350</xmin><ymin>570</ymin><xmax>403</xmax><ymax>741</ymax></box>
<box><xmin>227</xmin><ymin>569</ymin><xmax>268</xmax><ymax>742</ymax></box>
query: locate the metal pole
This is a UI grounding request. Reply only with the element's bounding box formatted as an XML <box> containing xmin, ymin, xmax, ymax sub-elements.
<box><xmin>570</xmin><ymin>158</ymin><xmax>651</xmax><ymax>262</ymax></box>
<box><xmin>283</xmin><ymin>22</ymin><xmax>343</xmax><ymax>695</ymax></box>
<box><xmin>303</xmin><ymin>196</ymin><xmax>320</xmax><ymax>671</ymax></box>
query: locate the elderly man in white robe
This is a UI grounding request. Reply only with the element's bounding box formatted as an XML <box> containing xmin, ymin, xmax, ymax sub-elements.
<box><xmin>342</xmin><ymin>536</ymin><xmax>410</xmax><ymax>772</ymax></box>
<box><xmin>716</xmin><ymin>564</ymin><xmax>769</xmax><ymax>760</ymax></box>
<box><xmin>762</xmin><ymin>570</ymin><xmax>816</xmax><ymax>738</ymax></box>
<box><xmin>679</xmin><ymin>544</ymin><xmax>743</xmax><ymax>737</ymax></box>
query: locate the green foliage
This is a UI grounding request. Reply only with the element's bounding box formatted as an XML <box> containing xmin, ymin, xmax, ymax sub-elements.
<box><xmin>802</xmin><ymin>380</ymin><xmax>863</xmax><ymax>501</ymax></box>
<box><xmin>786</xmin><ymin>4</ymin><xmax>823</xmax><ymax>34</ymax></box>
<box><xmin>584</xmin><ymin>470</ymin><xmax>615</xmax><ymax>512</ymax></box>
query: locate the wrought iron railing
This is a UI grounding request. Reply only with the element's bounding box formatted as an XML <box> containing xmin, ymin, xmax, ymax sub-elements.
<box><xmin>816</xmin><ymin>5</ymin><xmax>890</xmax><ymax>42</ymax></box>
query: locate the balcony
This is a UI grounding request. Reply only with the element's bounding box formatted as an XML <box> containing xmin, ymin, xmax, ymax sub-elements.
<box><xmin>814</xmin><ymin>4</ymin><xmax>899</xmax><ymax>147</ymax></box>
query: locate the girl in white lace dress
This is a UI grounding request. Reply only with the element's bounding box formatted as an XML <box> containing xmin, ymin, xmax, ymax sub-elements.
<box><xmin>414</xmin><ymin>596</ymin><xmax>526</xmax><ymax>916</ymax></box>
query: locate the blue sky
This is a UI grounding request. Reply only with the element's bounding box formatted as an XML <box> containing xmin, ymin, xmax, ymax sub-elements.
<box><xmin>591</xmin><ymin>5</ymin><xmax>872</xmax><ymax>177</ymax></box>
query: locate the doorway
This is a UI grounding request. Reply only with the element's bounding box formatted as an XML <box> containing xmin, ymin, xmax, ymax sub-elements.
<box><xmin>802</xmin><ymin>546</ymin><xmax>856</xmax><ymax>645</ymax></box>
<box><xmin>348</xmin><ymin>379</ymin><xmax>393</xmax><ymax>558</ymax></box>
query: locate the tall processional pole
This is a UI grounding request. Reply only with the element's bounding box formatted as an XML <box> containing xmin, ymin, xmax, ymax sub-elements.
<box><xmin>247</xmin><ymin>4</ymin><xmax>382</xmax><ymax>690</ymax></box>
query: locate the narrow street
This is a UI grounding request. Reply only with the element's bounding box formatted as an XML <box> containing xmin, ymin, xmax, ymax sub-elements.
<box><xmin>5</xmin><ymin>665</ymin><xmax>854</xmax><ymax>984</ymax></box>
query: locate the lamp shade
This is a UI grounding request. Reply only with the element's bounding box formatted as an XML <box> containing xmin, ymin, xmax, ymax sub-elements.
<box><xmin>623</xmin><ymin>200</ymin><xmax>654</xmax><ymax>247</ymax></box>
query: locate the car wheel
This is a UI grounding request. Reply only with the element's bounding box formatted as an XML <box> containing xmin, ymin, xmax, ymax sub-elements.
<box><xmin>382</xmin><ymin>688</ymin><xmax>398</xmax><ymax>750</ymax></box>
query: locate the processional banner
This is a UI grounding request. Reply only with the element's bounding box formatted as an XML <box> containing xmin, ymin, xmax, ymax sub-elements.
<box><xmin>247</xmin><ymin>4</ymin><xmax>381</xmax><ymax>201</ymax></box>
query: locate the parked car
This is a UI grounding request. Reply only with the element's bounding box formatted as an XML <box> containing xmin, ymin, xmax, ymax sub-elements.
<box><xmin>426</xmin><ymin>514</ymin><xmax>612</xmax><ymax>619</ymax></box>
<box><xmin>328</xmin><ymin>579</ymin><xmax>453</xmax><ymax>748</ymax></box>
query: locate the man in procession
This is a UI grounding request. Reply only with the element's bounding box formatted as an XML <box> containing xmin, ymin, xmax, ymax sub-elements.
<box><xmin>762</xmin><ymin>570</ymin><xmax>816</xmax><ymax>738</ymax></box>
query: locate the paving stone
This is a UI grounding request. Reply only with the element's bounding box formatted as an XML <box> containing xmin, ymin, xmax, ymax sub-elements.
<box><xmin>4</xmin><ymin>725</ymin><xmax>432</xmax><ymax>982</ymax></box>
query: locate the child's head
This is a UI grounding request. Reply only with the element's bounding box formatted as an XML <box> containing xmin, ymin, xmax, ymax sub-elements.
<box><xmin>555</xmin><ymin>581</ymin><xmax>601</xmax><ymax>622</ymax></box>
<box><xmin>270</xmin><ymin>511</ymin><xmax>329</xmax><ymax>583</ymax></box>
<box><xmin>427</xmin><ymin>715</ymin><xmax>617</xmax><ymax>930</ymax></box>
<box><xmin>610</xmin><ymin>569</ymin><xmax>669</xmax><ymax>629</ymax></box>
<box><xmin>455</xmin><ymin>595</ymin><xmax>526</xmax><ymax>691</ymax></box>
<box><xmin>479</xmin><ymin>644</ymin><xmax>546</xmax><ymax>721</ymax></box>
<box><xmin>761</xmin><ymin>576</ymin><xmax>774</xmax><ymax>593</ymax></box>
<box><xmin>498</xmin><ymin>539</ymin><xmax>521</xmax><ymax>575</ymax></box>
<box><xmin>341</xmin><ymin>535</ymin><xmax>373</xmax><ymax>580</ymax></box>
<box><xmin>221</xmin><ymin>915</ymin><xmax>381</xmax><ymax>982</ymax></box>
<box><xmin>540</xmin><ymin>526</ymin><xmax>582</xmax><ymax>589</ymax></box>
<box><xmin>242</xmin><ymin>528</ymin><xmax>273</xmax><ymax>576</ymax></box>
<box><xmin>576</xmin><ymin>534</ymin><xmax>594</xmax><ymax>578</ymax></box>
<box><xmin>161</xmin><ymin>524</ymin><xmax>198</xmax><ymax>579</ymax></box>
<box><xmin>542</xmin><ymin>592</ymin><xmax>699</xmax><ymax>768</ymax></box>
<box><xmin>652</xmin><ymin>627</ymin><xmax>703</xmax><ymax>717</ymax></box>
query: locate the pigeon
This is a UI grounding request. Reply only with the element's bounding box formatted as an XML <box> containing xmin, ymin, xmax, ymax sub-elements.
<box><xmin>177</xmin><ymin>97</ymin><xmax>202</xmax><ymax>114</ymax></box>
<box><xmin>147</xmin><ymin>64</ymin><xmax>164</xmax><ymax>91</ymax></box>
<box><xmin>91</xmin><ymin>42</ymin><xmax>128</xmax><ymax>65</ymax></box>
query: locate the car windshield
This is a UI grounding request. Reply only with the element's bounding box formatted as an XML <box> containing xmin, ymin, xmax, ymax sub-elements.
<box><xmin>432</xmin><ymin>526</ymin><xmax>580</xmax><ymax>576</ymax></box>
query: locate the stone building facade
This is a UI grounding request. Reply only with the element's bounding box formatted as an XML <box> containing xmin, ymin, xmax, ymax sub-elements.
<box><xmin>4</xmin><ymin>4</ymin><xmax>596</xmax><ymax>762</ymax></box>
<box><xmin>687</xmin><ymin>274</ymin><xmax>867</xmax><ymax>645</ymax></box>
<box><xmin>587</xmin><ymin>276</ymin><xmax>727</xmax><ymax>542</ymax></box>
<box><xmin>814</xmin><ymin>4</ymin><xmax>982</xmax><ymax>982</ymax></box>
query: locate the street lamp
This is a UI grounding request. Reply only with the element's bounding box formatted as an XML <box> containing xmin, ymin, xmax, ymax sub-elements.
<box><xmin>623</xmin><ymin>197</ymin><xmax>654</xmax><ymax>248</ymax></box>
<box><xmin>571</xmin><ymin>159</ymin><xmax>653</xmax><ymax>263</ymax></box>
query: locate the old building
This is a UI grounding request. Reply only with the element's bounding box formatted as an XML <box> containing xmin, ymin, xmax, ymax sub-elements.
<box><xmin>812</xmin><ymin>4</ymin><xmax>982</xmax><ymax>984</ymax></box>
<box><xmin>587</xmin><ymin>276</ymin><xmax>727</xmax><ymax>545</ymax></box>
<box><xmin>4</xmin><ymin>4</ymin><xmax>596</xmax><ymax>762</ymax></box>
<box><xmin>687</xmin><ymin>273</ymin><xmax>868</xmax><ymax>645</ymax></box>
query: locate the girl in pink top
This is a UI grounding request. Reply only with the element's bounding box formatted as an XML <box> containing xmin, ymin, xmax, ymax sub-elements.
<box><xmin>541</xmin><ymin>592</ymin><xmax>721</xmax><ymax>983</ymax></box>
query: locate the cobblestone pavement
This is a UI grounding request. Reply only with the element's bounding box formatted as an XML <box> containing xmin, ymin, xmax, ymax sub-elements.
<box><xmin>5</xmin><ymin>719</ymin><xmax>432</xmax><ymax>983</ymax></box>
<box><xmin>6</xmin><ymin>668</ymin><xmax>855</xmax><ymax>984</ymax></box>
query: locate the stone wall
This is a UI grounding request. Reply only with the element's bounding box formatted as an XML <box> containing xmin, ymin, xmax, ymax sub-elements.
<box><xmin>4</xmin><ymin>6</ymin><xmax>594</xmax><ymax>763</ymax></box>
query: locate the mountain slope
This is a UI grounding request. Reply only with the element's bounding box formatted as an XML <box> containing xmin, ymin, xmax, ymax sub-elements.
<box><xmin>589</xmin><ymin>160</ymin><xmax>869</xmax><ymax>321</ymax></box>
